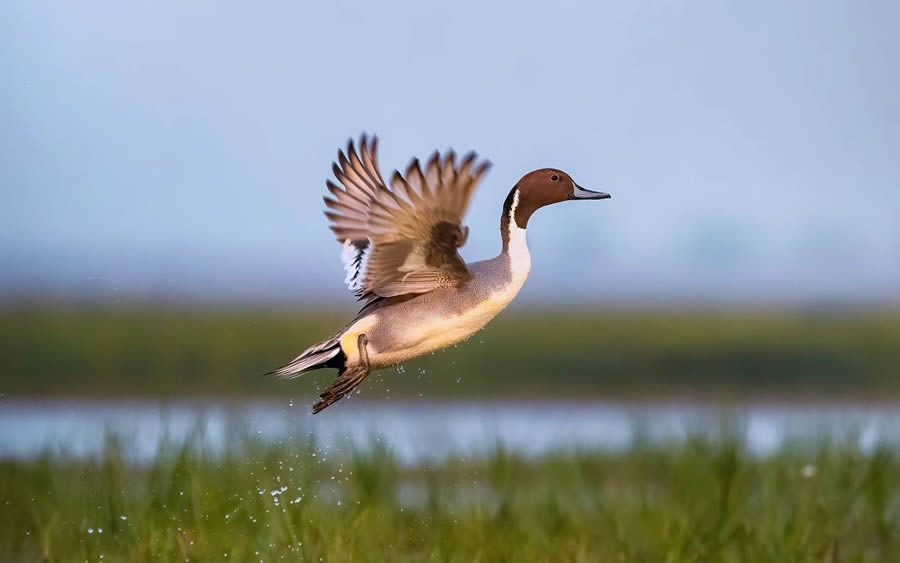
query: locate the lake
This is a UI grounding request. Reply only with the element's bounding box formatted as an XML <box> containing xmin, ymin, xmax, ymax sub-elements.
<box><xmin>1</xmin><ymin>399</ymin><xmax>898</xmax><ymax>463</ymax></box>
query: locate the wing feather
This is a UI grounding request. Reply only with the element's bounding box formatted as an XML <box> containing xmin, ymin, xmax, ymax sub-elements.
<box><xmin>323</xmin><ymin>135</ymin><xmax>491</xmax><ymax>299</ymax></box>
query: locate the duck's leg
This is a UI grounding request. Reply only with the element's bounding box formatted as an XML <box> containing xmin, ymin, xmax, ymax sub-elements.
<box><xmin>312</xmin><ymin>334</ymin><xmax>370</xmax><ymax>414</ymax></box>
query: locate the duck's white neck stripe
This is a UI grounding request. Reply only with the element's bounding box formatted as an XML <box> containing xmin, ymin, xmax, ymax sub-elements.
<box><xmin>506</xmin><ymin>189</ymin><xmax>531</xmax><ymax>284</ymax></box>
<box><xmin>506</xmin><ymin>189</ymin><xmax>525</xmax><ymax>240</ymax></box>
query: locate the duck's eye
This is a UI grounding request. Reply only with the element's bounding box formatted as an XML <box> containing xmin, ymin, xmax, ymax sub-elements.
<box><xmin>550</xmin><ymin>174</ymin><xmax>559</xmax><ymax>182</ymax></box>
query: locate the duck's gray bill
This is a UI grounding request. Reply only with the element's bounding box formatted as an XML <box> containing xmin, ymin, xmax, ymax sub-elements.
<box><xmin>571</xmin><ymin>184</ymin><xmax>611</xmax><ymax>200</ymax></box>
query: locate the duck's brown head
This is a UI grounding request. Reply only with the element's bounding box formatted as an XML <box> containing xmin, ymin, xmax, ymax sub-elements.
<box><xmin>504</xmin><ymin>168</ymin><xmax>610</xmax><ymax>229</ymax></box>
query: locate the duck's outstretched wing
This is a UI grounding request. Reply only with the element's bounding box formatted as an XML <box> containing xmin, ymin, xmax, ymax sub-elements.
<box><xmin>324</xmin><ymin>135</ymin><xmax>491</xmax><ymax>299</ymax></box>
<box><xmin>323</xmin><ymin>135</ymin><xmax>387</xmax><ymax>295</ymax></box>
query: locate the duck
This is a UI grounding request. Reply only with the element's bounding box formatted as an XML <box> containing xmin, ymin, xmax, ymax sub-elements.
<box><xmin>268</xmin><ymin>134</ymin><xmax>610</xmax><ymax>413</ymax></box>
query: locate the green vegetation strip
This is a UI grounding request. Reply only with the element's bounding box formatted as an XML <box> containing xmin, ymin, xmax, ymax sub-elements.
<box><xmin>2</xmin><ymin>430</ymin><xmax>898</xmax><ymax>561</ymax></box>
<box><xmin>2</xmin><ymin>308</ymin><xmax>900</xmax><ymax>398</ymax></box>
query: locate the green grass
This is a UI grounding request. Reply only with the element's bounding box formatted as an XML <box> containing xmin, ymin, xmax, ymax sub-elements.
<box><xmin>3</xmin><ymin>427</ymin><xmax>900</xmax><ymax>561</ymax></box>
<box><xmin>2</xmin><ymin>307</ymin><xmax>900</xmax><ymax>399</ymax></box>
<box><xmin>4</xmin><ymin>307</ymin><xmax>899</xmax><ymax>559</ymax></box>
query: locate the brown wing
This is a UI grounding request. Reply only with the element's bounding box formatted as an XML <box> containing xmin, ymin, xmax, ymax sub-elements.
<box><xmin>323</xmin><ymin>135</ymin><xmax>490</xmax><ymax>299</ymax></box>
<box><xmin>324</xmin><ymin>135</ymin><xmax>386</xmax><ymax>244</ymax></box>
<box><xmin>322</xmin><ymin>135</ymin><xmax>387</xmax><ymax>295</ymax></box>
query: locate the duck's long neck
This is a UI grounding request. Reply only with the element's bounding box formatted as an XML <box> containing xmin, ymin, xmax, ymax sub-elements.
<box><xmin>500</xmin><ymin>187</ymin><xmax>532</xmax><ymax>285</ymax></box>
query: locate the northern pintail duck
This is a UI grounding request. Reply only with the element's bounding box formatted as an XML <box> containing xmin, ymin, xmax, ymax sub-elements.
<box><xmin>269</xmin><ymin>135</ymin><xmax>610</xmax><ymax>412</ymax></box>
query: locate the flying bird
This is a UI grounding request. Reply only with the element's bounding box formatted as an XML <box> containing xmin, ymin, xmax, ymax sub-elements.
<box><xmin>268</xmin><ymin>135</ymin><xmax>610</xmax><ymax>412</ymax></box>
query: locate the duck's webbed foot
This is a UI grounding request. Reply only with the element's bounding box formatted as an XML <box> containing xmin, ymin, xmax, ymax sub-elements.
<box><xmin>312</xmin><ymin>334</ymin><xmax>370</xmax><ymax>414</ymax></box>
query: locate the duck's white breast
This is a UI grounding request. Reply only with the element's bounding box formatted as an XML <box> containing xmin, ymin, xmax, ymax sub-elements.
<box><xmin>350</xmin><ymin>227</ymin><xmax>531</xmax><ymax>369</ymax></box>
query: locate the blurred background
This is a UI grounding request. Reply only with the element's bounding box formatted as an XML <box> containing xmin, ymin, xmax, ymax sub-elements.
<box><xmin>3</xmin><ymin>1</ymin><xmax>900</xmax><ymax>559</ymax></box>
<box><xmin>2</xmin><ymin>0</ymin><xmax>900</xmax><ymax>453</ymax></box>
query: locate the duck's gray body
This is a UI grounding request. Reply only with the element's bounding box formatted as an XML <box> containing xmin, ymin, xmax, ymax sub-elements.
<box><xmin>268</xmin><ymin>135</ymin><xmax>607</xmax><ymax>412</ymax></box>
<box><xmin>341</xmin><ymin>225</ymin><xmax>529</xmax><ymax>369</ymax></box>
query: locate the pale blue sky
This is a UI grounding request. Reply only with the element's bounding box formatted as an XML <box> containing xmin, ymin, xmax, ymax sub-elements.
<box><xmin>2</xmin><ymin>0</ymin><xmax>898</xmax><ymax>307</ymax></box>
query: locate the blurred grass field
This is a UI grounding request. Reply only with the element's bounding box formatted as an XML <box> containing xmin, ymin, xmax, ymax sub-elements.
<box><xmin>3</xmin><ymin>308</ymin><xmax>900</xmax><ymax>561</ymax></box>
<box><xmin>3</xmin><ymin>427</ymin><xmax>899</xmax><ymax>562</ymax></box>
<box><xmin>2</xmin><ymin>308</ymin><xmax>899</xmax><ymax>400</ymax></box>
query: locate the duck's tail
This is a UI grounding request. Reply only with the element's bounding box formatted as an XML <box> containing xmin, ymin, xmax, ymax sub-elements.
<box><xmin>266</xmin><ymin>332</ymin><xmax>345</xmax><ymax>379</ymax></box>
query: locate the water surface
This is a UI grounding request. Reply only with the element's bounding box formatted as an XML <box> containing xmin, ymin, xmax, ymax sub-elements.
<box><xmin>1</xmin><ymin>399</ymin><xmax>898</xmax><ymax>463</ymax></box>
